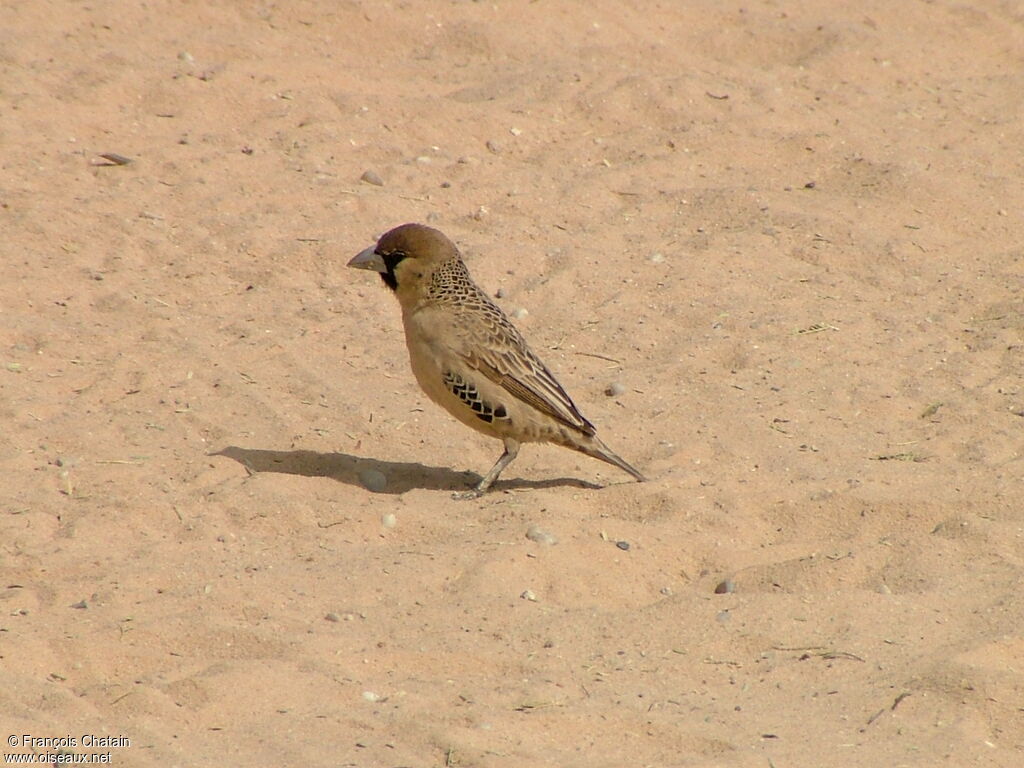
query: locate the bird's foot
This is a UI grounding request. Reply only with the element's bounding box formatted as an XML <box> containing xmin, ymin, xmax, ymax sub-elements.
<box><xmin>451</xmin><ymin>488</ymin><xmax>485</xmax><ymax>500</ymax></box>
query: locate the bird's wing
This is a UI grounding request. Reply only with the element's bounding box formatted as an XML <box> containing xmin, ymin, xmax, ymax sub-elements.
<box><xmin>457</xmin><ymin>316</ymin><xmax>597</xmax><ymax>437</ymax></box>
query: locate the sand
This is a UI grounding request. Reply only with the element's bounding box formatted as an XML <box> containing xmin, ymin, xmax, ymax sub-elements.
<box><xmin>2</xmin><ymin>1</ymin><xmax>1022</xmax><ymax>765</ymax></box>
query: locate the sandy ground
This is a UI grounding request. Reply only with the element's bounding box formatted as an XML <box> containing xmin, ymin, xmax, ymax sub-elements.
<box><xmin>2</xmin><ymin>1</ymin><xmax>1023</xmax><ymax>765</ymax></box>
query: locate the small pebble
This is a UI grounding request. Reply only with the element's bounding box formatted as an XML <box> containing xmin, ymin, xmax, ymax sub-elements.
<box><xmin>509</xmin><ymin>127</ymin><xmax>522</xmax><ymax>136</ymax></box>
<box><xmin>70</xmin><ymin>600</ymin><xmax>88</xmax><ymax>610</ymax></box>
<box><xmin>360</xmin><ymin>169</ymin><xmax>384</xmax><ymax>186</ymax></box>
<box><xmin>511</xmin><ymin>307</ymin><xmax>528</xmax><ymax>319</ymax></box>
<box><xmin>714</xmin><ymin>579</ymin><xmax>736</xmax><ymax>594</ymax></box>
<box><xmin>358</xmin><ymin>469</ymin><xmax>387</xmax><ymax>493</ymax></box>
<box><xmin>325</xmin><ymin>612</ymin><xmax>341</xmax><ymax>622</ymax></box>
<box><xmin>525</xmin><ymin>525</ymin><xmax>557</xmax><ymax>546</ymax></box>
<box><xmin>648</xmin><ymin>252</ymin><xmax>665</xmax><ymax>264</ymax></box>
<box><xmin>615</xmin><ymin>540</ymin><xmax>630</xmax><ymax>551</ymax></box>
<box><xmin>485</xmin><ymin>139</ymin><xmax>503</xmax><ymax>154</ymax></box>
<box><xmin>604</xmin><ymin>382</ymin><xmax>625</xmax><ymax>397</ymax></box>
<box><xmin>381</xmin><ymin>513</ymin><xmax>397</xmax><ymax>529</ymax></box>
<box><xmin>520</xmin><ymin>589</ymin><xmax>538</xmax><ymax>602</ymax></box>
<box><xmin>362</xmin><ymin>691</ymin><xmax>382</xmax><ymax>702</ymax></box>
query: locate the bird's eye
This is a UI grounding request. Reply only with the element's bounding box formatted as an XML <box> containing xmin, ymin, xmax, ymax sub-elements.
<box><xmin>381</xmin><ymin>250</ymin><xmax>408</xmax><ymax>272</ymax></box>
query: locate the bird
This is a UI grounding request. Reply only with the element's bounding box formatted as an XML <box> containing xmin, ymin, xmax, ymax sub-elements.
<box><xmin>348</xmin><ymin>223</ymin><xmax>645</xmax><ymax>498</ymax></box>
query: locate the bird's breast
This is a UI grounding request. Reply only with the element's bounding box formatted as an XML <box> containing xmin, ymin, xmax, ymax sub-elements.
<box><xmin>402</xmin><ymin>313</ymin><xmax>450</xmax><ymax>403</ymax></box>
<box><xmin>401</xmin><ymin>307</ymin><xmax>516</xmax><ymax>439</ymax></box>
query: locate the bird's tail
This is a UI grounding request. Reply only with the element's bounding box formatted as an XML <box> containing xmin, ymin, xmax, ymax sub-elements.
<box><xmin>574</xmin><ymin>434</ymin><xmax>646</xmax><ymax>483</ymax></box>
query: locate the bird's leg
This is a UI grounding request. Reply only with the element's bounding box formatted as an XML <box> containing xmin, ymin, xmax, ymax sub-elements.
<box><xmin>475</xmin><ymin>438</ymin><xmax>519</xmax><ymax>492</ymax></box>
<box><xmin>452</xmin><ymin>438</ymin><xmax>520</xmax><ymax>500</ymax></box>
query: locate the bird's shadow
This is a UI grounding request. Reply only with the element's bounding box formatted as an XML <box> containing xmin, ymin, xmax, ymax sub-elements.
<box><xmin>211</xmin><ymin>446</ymin><xmax>600</xmax><ymax>495</ymax></box>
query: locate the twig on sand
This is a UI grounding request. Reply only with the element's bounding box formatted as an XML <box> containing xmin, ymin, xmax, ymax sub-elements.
<box><xmin>574</xmin><ymin>351</ymin><xmax>622</xmax><ymax>365</ymax></box>
<box><xmin>863</xmin><ymin>692</ymin><xmax>912</xmax><ymax>730</ymax></box>
<box><xmin>870</xmin><ymin>452</ymin><xmax>928</xmax><ymax>462</ymax></box>
<box><xmin>795</xmin><ymin>322</ymin><xmax>839</xmax><ymax>335</ymax></box>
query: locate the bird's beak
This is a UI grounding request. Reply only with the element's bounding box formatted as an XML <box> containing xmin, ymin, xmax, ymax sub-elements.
<box><xmin>347</xmin><ymin>246</ymin><xmax>386</xmax><ymax>273</ymax></box>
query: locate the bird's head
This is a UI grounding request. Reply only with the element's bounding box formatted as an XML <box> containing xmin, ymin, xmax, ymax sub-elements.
<box><xmin>348</xmin><ymin>223</ymin><xmax>459</xmax><ymax>301</ymax></box>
